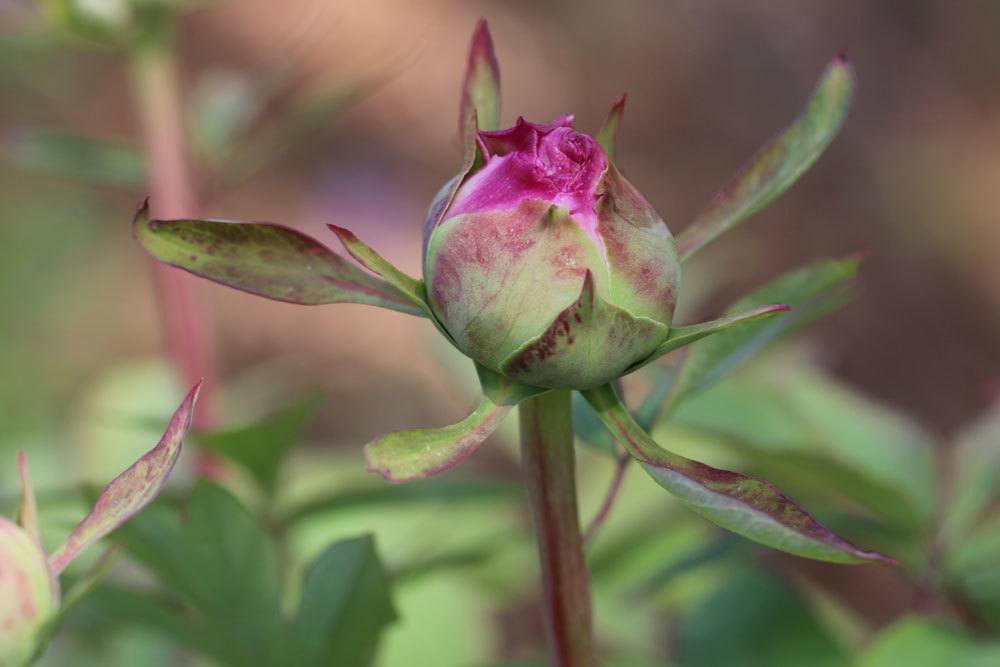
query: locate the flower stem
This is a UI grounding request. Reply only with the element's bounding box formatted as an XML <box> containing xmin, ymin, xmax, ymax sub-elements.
<box><xmin>130</xmin><ymin>25</ymin><xmax>221</xmax><ymax>476</ymax></box>
<box><xmin>519</xmin><ymin>390</ymin><xmax>596</xmax><ymax>667</ymax></box>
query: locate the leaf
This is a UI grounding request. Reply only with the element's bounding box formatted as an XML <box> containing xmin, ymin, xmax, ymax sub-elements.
<box><xmin>16</xmin><ymin>450</ymin><xmax>40</xmax><ymax>545</ymax></box>
<box><xmin>132</xmin><ymin>200</ymin><xmax>424</xmax><ymax>316</ymax></box>
<box><xmin>595</xmin><ymin>94</ymin><xmax>626</xmax><ymax>159</ymax></box>
<box><xmin>460</xmin><ymin>19</ymin><xmax>501</xmax><ymax>143</ymax></box>
<box><xmin>292</xmin><ymin>535</ymin><xmax>396</xmax><ymax>667</ymax></box>
<box><xmin>279</xmin><ymin>478</ymin><xmax>520</xmax><ymax>526</ymax></box>
<box><xmin>857</xmin><ymin>616</ymin><xmax>1000</xmax><ymax>667</ymax></box>
<box><xmin>678</xmin><ymin>568</ymin><xmax>849</xmax><ymax>667</ymax></box>
<box><xmin>941</xmin><ymin>405</ymin><xmax>1000</xmax><ymax>545</ymax></box>
<box><xmin>364</xmin><ymin>396</ymin><xmax>511</xmax><ymax>483</ymax></box>
<box><xmin>581</xmin><ymin>384</ymin><xmax>895</xmax><ymax>565</ymax></box>
<box><xmin>196</xmin><ymin>391</ymin><xmax>324</xmax><ymax>495</ymax></box>
<box><xmin>665</xmin><ymin>255</ymin><xmax>861</xmax><ymax>411</ymax></box>
<box><xmin>365</xmin><ymin>365</ymin><xmax>544</xmax><ymax>482</ymax></box>
<box><xmin>327</xmin><ymin>224</ymin><xmax>431</xmax><ymax>315</ymax></box>
<box><xmin>634</xmin><ymin>303</ymin><xmax>789</xmax><ymax>371</ymax></box>
<box><xmin>6</xmin><ymin>128</ymin><xmax>145</xmax><ymax>188</ymax></box>
<box><xmin>676</xmin><ymin>55</ymin><xmax>855</xmax><ymax>261</ymax></box>
<box><xmin>48</xmin><ymin>381</ymin><xmax>201</xmax><ymax>574</ymax></box>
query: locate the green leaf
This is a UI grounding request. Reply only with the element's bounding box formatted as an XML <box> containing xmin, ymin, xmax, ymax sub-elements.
<box><xmin>6</xmin><ymin>129</ymin><xmax>145</xmax><ymax>188</ymax></box>
<box><xmin>292</xmin><ymin>535</ymin><xmax>396</xmax><ymax>667</ymax></box>
<box><xmin>595</xmin><ymin>94</ymin><xmax>626</xmax><ymax>160</ymax></box>
<box><xmin>460</xmin><ymin>19</ymin><xmax>501</xmax><ymax>142</ymax></box>
<box><xmin>941</xmin><ymin>406</ymin><xmax>1000</xmax><ymax>544</ymax></box>
<box><xmin>676</xmin><ymin>55</ymin><xmax>854</xmax><ymax>261</ymax></box>
<box><xmin>327</xmin><ymin>225</ymin><xmax>431</xmax><ymax>315</ymax></box>
<box><xmin>665</xmin><ymin>255</ymin><xmax>861</xmax><ymax>411</ymax></box>
<box><xmin>581</xmin><ymin>384</ymin><xmax>895</xmax><ymax>565</ymax></box>
<box><xmin>364</xmin><ymin>395</ymin><xmax>511</xmax><ymax>483</ymax></box>
<box><xmin>196</xmin><ymin>391</ymin><xmax>324</xmax><ymax>495</ymax></box>
<box><xmin>857</xmin><ymin>616</ymin><xmax>1000</xmax><ymax>667</ymax></box>
<box><xmin>634</xmin><ymin>303</ymin><xmax>789</xmax><ymax>371</ymax></box>
<box><xmin>132</xmin><ymin>200</ymin><xmax>424</xmax><ymax>316</ymax></box>
<box><xmin>678</xmin><ymin>568</ymin><xmax>849</xmax><ymax>667</ymax></box>
<box><xmin>48</xmin><ymin>381</ymin><xmax>200</xmax><ymax>574</ymax></box>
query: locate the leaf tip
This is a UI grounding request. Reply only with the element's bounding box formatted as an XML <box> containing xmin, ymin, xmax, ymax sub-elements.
<box><xmin>469</xmin><ymin>18</ymin><xmax>497</xmax><ymax>67</ymax></box>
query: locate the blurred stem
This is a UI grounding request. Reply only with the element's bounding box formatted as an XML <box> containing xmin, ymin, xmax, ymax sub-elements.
<box><xmin>130</xmin><ymin>27</ymin><xmax>222</xmax><ymax>477</ymax></box>
<box><xmin>583</xmin><ymin>452</ymin><xmax>630</xmax><ymax>549</ymax></box>
<box><xmin>519</xmin><ymin>391</ymin><xmax>596</xmax><ymax>667</ymax></box>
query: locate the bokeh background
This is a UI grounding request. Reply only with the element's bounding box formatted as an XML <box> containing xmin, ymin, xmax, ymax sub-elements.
<box><xmin>2</xmin><ymin>1</ymin><xmax>999</xmax><ymax>666</ymax></box>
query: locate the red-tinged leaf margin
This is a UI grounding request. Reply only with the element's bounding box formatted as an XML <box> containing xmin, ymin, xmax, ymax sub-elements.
<box><xmin>48</xmin><ymin>382</ymin><xmax>201</xmax><ymax>574</ymax></box>
<box><xmin>460</xmin><ymin>18</ymin><xmax>501</xmax><ymax>142</ymax></box>
<box><xmin>582</xmin><ymin>383</ymin><xmax>896</xmax><ymax>565</ymax></box>
<box><xmin>17</xmin><ymin>450</ymin><xmax>41</xmax><ymax>546</ymax></box>
<box><xmin>133</xmin><ymin>199</ymin><xmax>424</xmax><ymax>316</ymax></box>
<box><xmin>595</xmin><ymin>94</ymin><xmax>626</xmax><ymax>160</ymax></box>
<box><xmin>677</xmin><ymin>54</ymin><xmax>855</xmax><ymax>261</ymax></box>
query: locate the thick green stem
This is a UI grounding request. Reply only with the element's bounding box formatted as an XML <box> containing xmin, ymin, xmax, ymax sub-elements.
<box><xmin>519</xmin><ymin>391</ymin><xmax>596</xmax><ymax>667</ymax></box>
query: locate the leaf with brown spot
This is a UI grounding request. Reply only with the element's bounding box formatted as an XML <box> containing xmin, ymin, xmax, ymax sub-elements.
<box><xmin>581</xmin><ymin>383</ymin><xmax>896</xmax><ymax>565</ymax></box>
<box><xmin>133</xmin><ymin>200</ymin><xmax>424</xmax><ymax>316</ymax></box>
<box><xmin>48</xmin><ymin>382</ymin><xmax>201</xmax><ymax>574</ymax></box>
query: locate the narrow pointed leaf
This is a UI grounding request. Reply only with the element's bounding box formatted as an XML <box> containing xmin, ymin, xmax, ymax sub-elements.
<box><xmin>582</xmin><ymin>384</ymin><xmax>895</xmax><ymax>565</ymax></box>
<box><xmin>666</xmin><ymin>255</ymin><xmax>862</xmax><ymax>410</ymax></box>
<box><xmin>365</xmin><ymin>394</ymin><xmax>511</xmax><ymax>483</ymax></box>
<box><xmin>460</xmin><ymin>18</ymin><xmax>501</xmax><ymax>143</ymax></box>
<box><xmin>677</xmin><ymin>55</ymin><xmax>855</xmax><ymax>261</ymax></box>
<box><xmin>16</xmin><ymin>450</ymin><xmax>41</xmax><ymax>545</ymax></box>
<box><xmin>595</xmin><ymin>94</ymin><xmax>626</xmax><ymax>159</ymax></box>
<box><xmin>328</xmin><ymin>224</ymin><xmax>431</xmax><ymax>314</ymax></box>
<box><xmin>133</xmin><ymin>200</ymin><xmax>424</xmax><ymax>316</ymax></box>
<box><xmin>636</xmin><ymin>304</ymin><xmax>789</xmax><ymax>370</ymax></box>
<box><xmin>48</xmin><ymin>381</ymin><xmax>201</xmax><ymax>574</ymax></box>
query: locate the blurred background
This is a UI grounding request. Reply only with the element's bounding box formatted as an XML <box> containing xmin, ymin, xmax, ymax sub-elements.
<box><xmin>1</xmin><ymin>1</ymin><xmax>999</xmax><ymax>666</ymax></box>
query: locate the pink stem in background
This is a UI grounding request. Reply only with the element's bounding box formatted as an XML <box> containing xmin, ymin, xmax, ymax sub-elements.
<box><xmin>130</xmin><ymin>34</ymin><xmax>222</xmax><ymax>478</ymax></box>
<box><xmin>519</xmin><ymin>391</ymin><xmax>596</xmax><ymax>667</ymax></box>
<box><xmin>583</xmin><ymin>452</ymin><xmax>630</xmax><ymax>548</ymax></box>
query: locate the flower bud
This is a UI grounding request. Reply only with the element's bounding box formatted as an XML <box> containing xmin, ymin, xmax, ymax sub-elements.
<box><xmin>424</xmin><ymin>117</ymin><xmax>680</xmax><ymax>389</ymax></box>
<box><xmin>0</xmin><ymin>518</ymin><xmax>59</xmax><ymax>667</ymax></box>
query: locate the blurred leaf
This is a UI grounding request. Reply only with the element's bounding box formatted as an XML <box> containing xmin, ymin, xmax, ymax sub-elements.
<box><xmin>196</xmin><ymin>391</ymin><xmax>324</xmax><ymax>495</ymax></box>
<box><xmin>664</xmin><ymin>255</ymin><xmax>861</xmax><ymax>412</ymax></box>
<box><xmin>6</xmin><ymin>129</ymin><xmax>145</xmax><ymax>187</ymax></box>
<box><xmin>678</xmin><ymin>568</ymin><xmax>848</xmax><ymax>667</ymax></box>
<box><xmin>944</xmin><ymin>515</ymin><xmax>1000</xmax><ymax>628</ymax></box>
<box><xmin>676</xmin><ymin>55</ymin><xmax>854</xmax><ymax>260</ymax></box>
<box><xmin>670</xmin><ymin>370</ymin><xmax>938</xmax><ymax>530</ymax></box>
<box><xmin>114</xmin><ymin>482</ymin><xmax>284</xmax><ymax>664</ymax></box>
<box><xmin>460</xmin><ymin>19</ymin><xmax>501</xmax><ymax>141</ymax></box>
<box><xmin>49</xmin><ymin>382</ymin><xmax>200</xmax><ymax>574</ymax></box>
<box><xmin>132</xmin><ymin>200</ymin><xmax>424</xmax><ymax>316</ymax></box>
<box><xmin>280</xmin><ymin>478</ymin><xmax>520</xmax><ymax>526</ymax></box>
<box><xmin>941</xmin><ymin>405</ymin><xmax>1000</xmax><ymax>544</ymax></box>
<box><xmin>292</xmin><ymin>535</ymin><xmax>396</xmax><ymax>667</ymax></box>
<box><xmin>582</xmin><ymin>384</ymin><xmax>895</xmax><ymax>564</ymax></box>
<box><xmin>189</xmin><ymin>69</ymin><xmax>260</xmax><ymax>163</ymax></box>
<box><xmin>857</xmin><ymin>616</ymin><xmax>1000</xmax><ymax>667</ymax></box>
<box><xmin>596</xmin><ymin>94</ymin><xmax>626</xmax><ymax>159</ymax></box>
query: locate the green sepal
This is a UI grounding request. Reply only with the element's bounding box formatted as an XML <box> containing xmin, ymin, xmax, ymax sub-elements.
<box><xmin>677</xmin><ymin>55</ymin><xmax>854</xmax><ymax>261</ymax></box>
<box><xmin>581</xmin><ymin>383</ymin><xmax>896</xmax><ymax>565</ymax></box>
<box><xmin>595</xmin><ymin>94</ymin><xmax>626</xmax><ymax>160</ymax></box>
<box><xmin>16</xmin><ymin>451</ymin><xmax>41</xmax><ymax>546</ymax></box>
<box><xmin>459</xmin><ymin>19</ymin><xmax>501</xmax><ymax>145</ymax></box>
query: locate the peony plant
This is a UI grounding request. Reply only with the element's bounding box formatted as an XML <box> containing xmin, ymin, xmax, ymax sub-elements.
<box><xmin>133</xmin><ymin>21</ymin><xmax>893</xmax><ymax>666</ymax></box>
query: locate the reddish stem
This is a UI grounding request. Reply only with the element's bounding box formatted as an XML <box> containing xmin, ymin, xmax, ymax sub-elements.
<box><xmin>583</xmin><ymin>452</ymin><xmax>630</xmax><ymax>548</ymax></box>
<box><xmin>130</xmin><ymin>32</ymin><xmax>222</xmax><ymax>477</ymax></box>
<box><xmin>519</xmin><ymin>390</ymin><xmax>596</xmax><ymax>667</ymax></box>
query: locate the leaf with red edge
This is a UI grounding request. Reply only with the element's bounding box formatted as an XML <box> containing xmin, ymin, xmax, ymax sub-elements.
<box><xmin>677</xmin><ymin>54</ymin><xmax>855</xmax><ymax>261</ymax></box>
<box><xmin>460</xmin><ymin>19</ymin><xmax>501</xmax><ymax>142</ymax></box>
<box><xmin>595</xmin><ymin>94</ymin><xmax>626</xmax><ymax>160</ymax></box>
<box><xmin>48</xmin><ymin>382</ymin><xmax>201</xmax><ymax>574</ymax></box>
<box><xmin>581</xmin><ymin>383</ymin><xmax>896</xmax><ymax>565</ymax></box>
<box><xmin>133</xmin><ymin>200</ymin><xmax>424</xmax><ymax>317</ymax></box>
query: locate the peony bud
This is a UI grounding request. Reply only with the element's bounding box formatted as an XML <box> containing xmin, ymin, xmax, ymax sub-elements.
<box><xmin>424</xmin><ymin>116</ymin><xmax>680</xmax><ymax>389</ymax></box>
<box><xmin>0</xmin><ymin>518</ymin><xmax>59</xmax><ymax>667</ymax></box>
